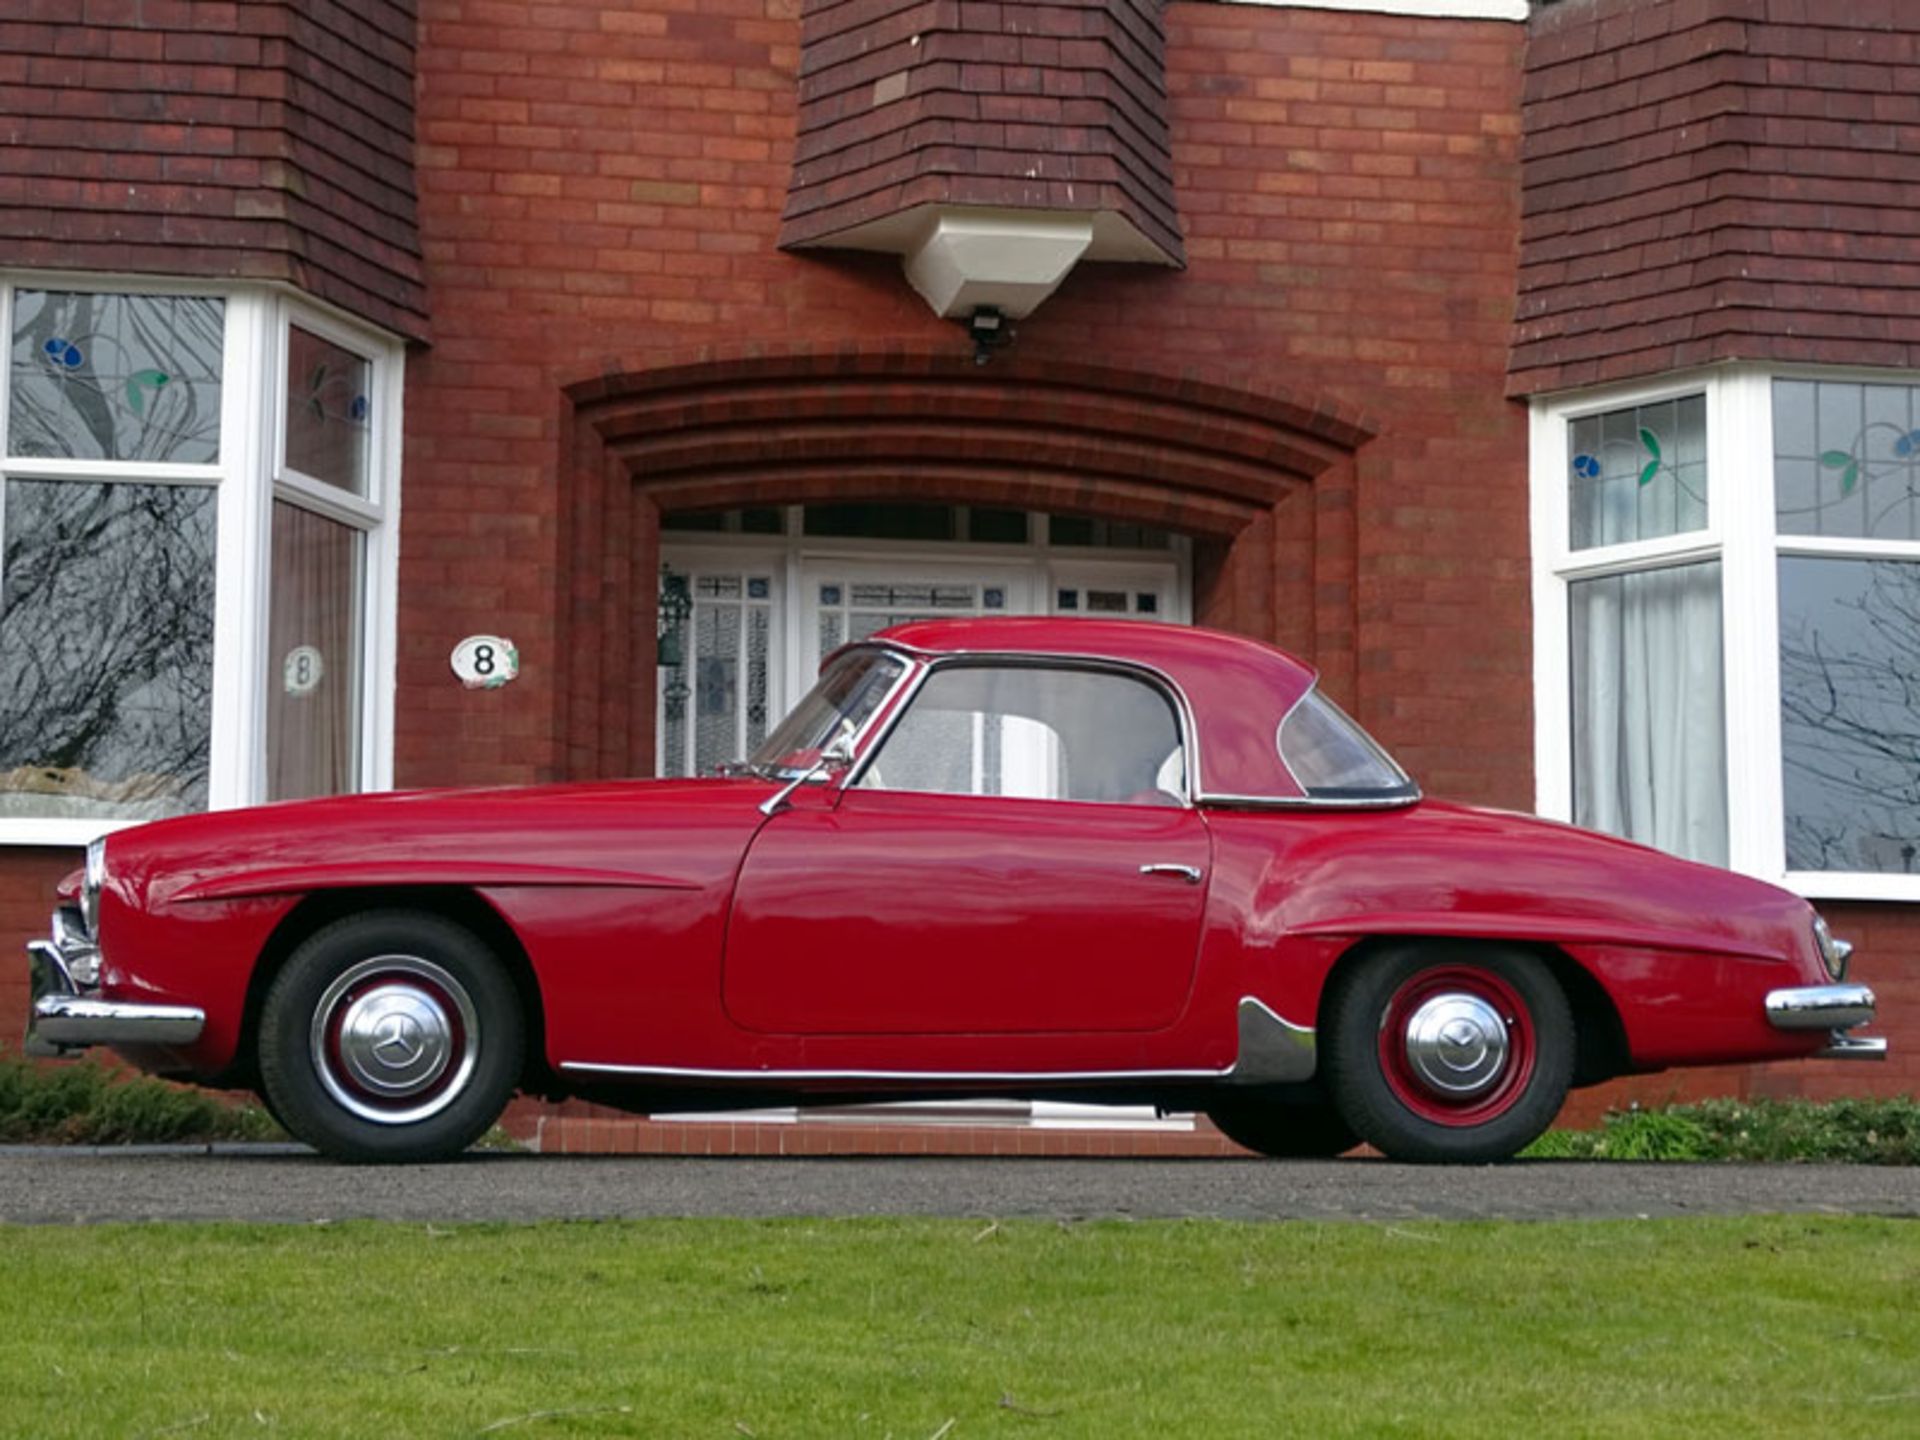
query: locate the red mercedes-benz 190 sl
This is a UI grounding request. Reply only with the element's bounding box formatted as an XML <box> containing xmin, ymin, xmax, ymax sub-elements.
<box><xmin>27</xmin><ymin>619</ymin><xmax>1883</xmax><ymax>1163</ymax></box>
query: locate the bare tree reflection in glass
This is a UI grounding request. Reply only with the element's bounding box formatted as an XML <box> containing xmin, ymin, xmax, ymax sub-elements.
<box><xmin>1779</xmin><ymin>556</ymin><xmax>1920</xmax><ymax>873</ymax></box>
<box><xmin>0</xmin><ymin>481</ymin><xmax>215</xmax><ymax>819</ymax></box>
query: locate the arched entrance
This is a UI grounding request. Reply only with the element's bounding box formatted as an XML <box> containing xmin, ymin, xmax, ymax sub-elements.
<box><xmin>556</xmin><ymin>346</ymin><xmax>1373</xmax><ymax>782</ymax></box>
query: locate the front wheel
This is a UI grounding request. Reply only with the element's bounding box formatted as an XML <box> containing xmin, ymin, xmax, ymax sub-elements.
<box><xmin>258</xmin><ymin>911</ymin><xmax>524</xmax><ymax>1163</ymax></box>
<box><xmin>1323</xmin><ymin>944</ymin><xmax>1572</xmax><ymax>1164</ymax></box>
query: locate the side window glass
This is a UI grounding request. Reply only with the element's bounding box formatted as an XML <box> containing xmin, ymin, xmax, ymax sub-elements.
<box><xmin>860</xmin><ymin>665</ymin><xmax>1183</xmax><ymax>804</ymax></box>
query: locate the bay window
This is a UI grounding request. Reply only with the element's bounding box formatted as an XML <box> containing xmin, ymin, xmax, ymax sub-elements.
<box><xmin>0</xmin><ymin>280</ymin><xmax>400</xmax><ymax>845</ymax></box>
<box><xmin>1534</xmin><ymin>369</ymin><xmax>1920</xmax><ymax>900</ymax></box>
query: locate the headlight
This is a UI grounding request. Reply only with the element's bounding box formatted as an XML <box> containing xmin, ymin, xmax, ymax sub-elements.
<box><xmin>1811</xmin><ymin>914</ymin><xmax>1852</xmax><ymax>982</ymax></box>
<box><xmin>81</xmin><ymin>836</ymin><xmax>106</xmax><ymax>939</ymax></box>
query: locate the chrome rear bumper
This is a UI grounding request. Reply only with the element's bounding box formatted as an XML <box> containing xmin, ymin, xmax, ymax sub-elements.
<box><xmin>25</xmin><ymin>921</ymin><xmax>205</xmax><ymax>1057</ymax></box>
<box><xmin>1764</xmin><ymin>983</ymin><xmax>1885</xmax><ymax>1061</ymax></box>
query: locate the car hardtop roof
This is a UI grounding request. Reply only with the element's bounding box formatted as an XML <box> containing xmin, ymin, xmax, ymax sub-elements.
<box><xmin>859</xmin><ymin>618</ymin><xmax>1324</xmax><ymax>801</ymax></box>
<box><xmin>868</xmin><ymin>616</ymin><xmax>1320</xmax><ymax>688</ymax></box>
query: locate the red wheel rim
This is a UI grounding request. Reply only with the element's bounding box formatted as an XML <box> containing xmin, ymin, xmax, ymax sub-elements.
<box><xmin>1376</xmin><ymin>966</ymin><xmax>1536</xmax><ymax>1128</ymax></box>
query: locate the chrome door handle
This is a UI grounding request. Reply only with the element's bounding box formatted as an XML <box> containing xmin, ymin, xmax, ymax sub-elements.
<box><xmin>1139</xmin><ymin>863</ymin><xmax>1203</xmax><ymax>885</ymax></box>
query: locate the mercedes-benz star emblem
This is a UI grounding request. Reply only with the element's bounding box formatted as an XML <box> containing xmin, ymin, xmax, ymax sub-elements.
<box><xmin>371</xmin><ymin>1013</ymin><xmax>426</xmax><ymax>1068</ymax></box>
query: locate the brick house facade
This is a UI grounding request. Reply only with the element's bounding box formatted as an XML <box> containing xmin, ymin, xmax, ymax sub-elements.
<box><xmin>0</xmin><ymin>0</ymin><xmax>1911</xmax><ymax>1149</ymax></box>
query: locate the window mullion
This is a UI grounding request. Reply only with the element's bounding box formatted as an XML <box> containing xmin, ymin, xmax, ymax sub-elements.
<box><xmin>1718</xmin><ymin>371</ymin><xmax>1786</xmax><ymax>880</ymax></box>
<box><xmin>207</xmin><ymin>290</ymin><xmax>274</xmax><ymax>811</ymax></box>
<box><xmin>1529</xmin><ymin>397</ymin><xmax>1572</xmax><ymax>823</ymax></box>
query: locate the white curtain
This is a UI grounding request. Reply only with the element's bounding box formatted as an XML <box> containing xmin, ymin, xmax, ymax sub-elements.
<box><xmin>1572</xmin><ymin>562</ymin><xmax>1727</xmax><ymax>865</ymax></box>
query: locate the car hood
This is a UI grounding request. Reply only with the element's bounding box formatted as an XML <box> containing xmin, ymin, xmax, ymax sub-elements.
<box><xmin>102</xmin><ymin>777</ymin><xmax>779</xmax><ymax>909</ymax></box>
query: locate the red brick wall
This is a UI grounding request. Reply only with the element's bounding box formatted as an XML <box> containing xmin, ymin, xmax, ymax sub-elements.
<box><xmin>400</xmin><ymin>0</ymin><xmax>1532</xmax><ymax>800</ymax></box>
<box><xmin>0</xmin><ymin>0</ymin><xmax>427</xmax><ymax>338</ymax></box>
<box><xmin>1511</xmin><ymin>0</ymin><xmax>1920</xmax><ymax>395</ymax></box>
<box><xmin>0</xmin><ymin>850</ymin><xmax>80</xmax><ymax>1049</ymax></box>
<box><xmin>782</xmin><ymin>0</ymin><xmax>1182</xmax><ymax>262</ymax></box>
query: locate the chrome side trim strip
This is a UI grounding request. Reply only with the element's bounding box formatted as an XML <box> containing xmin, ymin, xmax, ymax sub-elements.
<box><xmin>1765</xmin><ymin>984</ymin><xmax>1876</xmax><ymax>1031</ymax></box>
<box><xmin>1197</xmin><ymin>791</ymin><xmax>1419</xmax><ymax>811</ymax></box>
<box><xmin>1815</xmin><ymin>1033</ymin><xmax>1888</xmax><ymax>1061</ymax></box>
<box><xmin>31</xmin><ymin>995</ymin><xmax>207</xmax><ymax>1048</ymax></box>
<box><xmin>559</xmin><ymin>1061</ymin><xmax>1228</xmax><ymax>1082</ymax></box>
<box><xmin>1225</xmin><ymin>996</ymin><xmax>1317</xmax><ymax>1084</ymax></box>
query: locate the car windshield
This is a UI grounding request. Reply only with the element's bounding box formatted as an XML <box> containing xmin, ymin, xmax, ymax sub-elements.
<box><xmin>747</xmin><ymin>647</ymin><xmax>909</xmax><ymax>776</ymax></box>
<box><xmin>1277</xmin><ymin>688</ymin><xmax>1417</xmax><ymax>801</ymax></box>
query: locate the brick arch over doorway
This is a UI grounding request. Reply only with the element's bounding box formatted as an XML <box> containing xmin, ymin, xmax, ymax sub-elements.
<box><xmin>556</xmin><ymin>345</ymin><xmax>1375</xmax><ymax>781</ymax></box>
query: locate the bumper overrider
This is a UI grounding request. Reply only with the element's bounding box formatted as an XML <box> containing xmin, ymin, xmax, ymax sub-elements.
<box><xmin>25</xmin><ymin>904</ymin><xmax>204</xmax><ymax>1059</ymax></box>
<box><xmin>1764</xmin><ymin>984</ymin><xmax>1886</xmax><ymax>1060</ymax></box>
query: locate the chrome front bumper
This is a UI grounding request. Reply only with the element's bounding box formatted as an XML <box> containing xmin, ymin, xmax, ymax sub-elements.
<box><xmin>1764</xmin><ymin>983</ymin><xmax>1886</xmax><ymax>1061</ymax></box>
<box><xmin>25</xmin><ymin>911</ymin><xmax>205</xmax><ymax>1058</ymax></box>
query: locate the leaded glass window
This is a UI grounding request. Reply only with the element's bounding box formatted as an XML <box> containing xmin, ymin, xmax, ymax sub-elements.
<box><xmin>8</xmin><ymin>291</ymin><xmax>223</xmax><ymax>464</ymax></box>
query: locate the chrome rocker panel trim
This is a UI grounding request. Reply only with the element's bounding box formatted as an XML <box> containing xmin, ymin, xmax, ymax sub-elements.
<box><xmin>1765</xmin><ymin>983</ymin><xmax>1885</xmax><ymax>1063</ymax></box>
<box><xmin>561</xmin><ymin>997</ymin><xmax>1319</xmax><ymax>1087</ymax></box>
<box><xmin>559</xmin><ymin>1060</ymin><xmax>1229</xmax><ymax>1083</ymax></box>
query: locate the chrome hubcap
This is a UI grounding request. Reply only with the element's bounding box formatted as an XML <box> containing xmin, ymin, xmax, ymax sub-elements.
<box><xmin>311</xmin><ymin>956</ymin><xmax>479</xmax><ymax>1126</ymax></box>
<box><xmin>1402</xmin><ymin>991</ymin><xmax>1509</xmax><ymax>1098</ymax></box>
<box><xmin>339</xmin><ymin>985</ymin><xmax>451</xmax><ymax>1097</ymax></box>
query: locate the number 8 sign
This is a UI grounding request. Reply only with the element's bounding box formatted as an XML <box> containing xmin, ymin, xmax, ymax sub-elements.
<box><xmin>450</xmin><ymin>635</ymin><xmax>519</xmax><ymax>690</ymax></box>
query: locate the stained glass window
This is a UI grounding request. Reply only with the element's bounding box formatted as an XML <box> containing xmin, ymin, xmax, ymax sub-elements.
<box><xmin>284</xmin><ymin>327</ymin><xmax>371</xmax><ymax>495</ymax></box>
<box><xmin>8</xmin><ymin>291</ymin><xmax>223</xmax><ymax>464</ymax></box>
<box><xmin>1568</xmin><ymin>395</ymin><xmax>1706</xmax><ymax>550</ymax></box>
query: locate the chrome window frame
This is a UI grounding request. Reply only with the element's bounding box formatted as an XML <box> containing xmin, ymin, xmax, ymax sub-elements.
<box><xmin>839</xmin><ymin>647</ymin><xmax>1199</xmax><ymax>808</ymax></box>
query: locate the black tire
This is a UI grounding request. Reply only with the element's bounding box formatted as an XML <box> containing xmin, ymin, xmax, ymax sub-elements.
<box><xmin>1206</xmin><ymin>1093</ymin><xmax>1360</xmax><ymax>1158</ymax></box>
<box><xmin>258</xmin><ymin>910</ymin><xmax>524</xmax><ymax>1163</ymax></box>
<box><xmin>1323</xmin><ymin>943</ymin><xmax>1573</xmax><ymax>1164</ymax></box>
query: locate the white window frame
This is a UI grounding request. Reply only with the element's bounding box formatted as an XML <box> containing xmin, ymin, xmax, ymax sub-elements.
<box><xmin>0</xmin><ymin>273</ymin><xmax>402</xmax><ymax>847</ymax></box>
<box><xmin>1532</xmin><ymin>362</ymin><xmax>1920</xmax><ymax>902</ymax></box>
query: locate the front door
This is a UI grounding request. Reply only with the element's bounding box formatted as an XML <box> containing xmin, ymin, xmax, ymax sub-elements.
<box><xmin>657</xmin><ymin>505</ymin><xmax>1188</xmax><ymax>779</ymax></box>
<box><xmin>723</xmin><ymin>659</ymin><xmax>1209</xmax><ymax>1035</ymax></box>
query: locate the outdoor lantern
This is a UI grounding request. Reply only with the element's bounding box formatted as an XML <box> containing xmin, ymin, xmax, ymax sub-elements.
<box><xmin>657</xmin><ymin>565</ymin><xmax>693</xmax><ymax>670</ymax></box>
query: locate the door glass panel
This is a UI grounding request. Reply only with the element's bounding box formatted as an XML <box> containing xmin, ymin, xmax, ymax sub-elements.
<box><xmin>657</xmin><ymin>568</ymin><xmax>775</xmax><ymax>777</ymax></box>
<box><xmin>861</xmin><ymin>665</ymin><xmax>1183</xmax><ymax>804</ymax></box>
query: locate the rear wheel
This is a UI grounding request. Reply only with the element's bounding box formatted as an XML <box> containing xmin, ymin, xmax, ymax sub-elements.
<box><xmin>1206</xmin><ymin>1093</ymin><xmax>1359</xmax><ymax>1158</ymax></box>
<box><xmin>1324</xmin><ymin>943</ymin><xmax>1572</xmax><ymax>1164</ymax></box>
<box><xmin>259</xmin><ymin>911</ymin><xmax>524</xmax><ymax>1163</ymax></box>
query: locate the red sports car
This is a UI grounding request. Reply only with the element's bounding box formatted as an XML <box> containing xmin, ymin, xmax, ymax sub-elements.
<box><xmin>27</xmin><ymin>619</ymin><xmax>1883</xmax><ymax>1163</ymax></box>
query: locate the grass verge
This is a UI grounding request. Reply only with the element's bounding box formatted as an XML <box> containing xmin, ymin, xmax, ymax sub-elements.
<box><xmin>1522</xmin><ymin>1097</ymin><xmax>1920</xmax><ymax>1164</ymax></box>
<box><xmin>0</xmin><ymin>1216</ymin><xmax>1914</xmax><ymax>1437</ymax></box>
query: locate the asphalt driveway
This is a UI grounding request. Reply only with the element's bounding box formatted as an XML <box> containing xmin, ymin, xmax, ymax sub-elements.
<box><xmin>2</xmin><ymin>1147</ymin><xmax>1916</xmax><ymax>1225</ymax></box>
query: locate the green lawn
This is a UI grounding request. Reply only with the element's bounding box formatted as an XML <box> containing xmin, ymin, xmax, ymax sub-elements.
<box><xmin>3</xmin><ymin>1217</ymin><xmax>1915</xmax><ymax>1438</ymax></box>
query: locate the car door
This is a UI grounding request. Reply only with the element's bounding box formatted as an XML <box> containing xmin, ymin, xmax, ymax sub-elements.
<box><xmin>723</xmin><ymin>660</ymin><xmax>1211</xmax><ymax>1035</ymax></box>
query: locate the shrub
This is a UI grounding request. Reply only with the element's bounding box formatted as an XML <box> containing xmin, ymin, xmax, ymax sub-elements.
<box><xmin>0</xmin><ymin>1056</ymin><xmax>281</xmax><ymax>1145</ymax></box>
<box><xmin>1523</xmin><ymin>1096</ymin><xmax>1920</xmax><ymax>1165</ymax></box>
